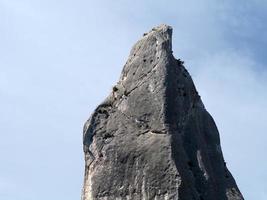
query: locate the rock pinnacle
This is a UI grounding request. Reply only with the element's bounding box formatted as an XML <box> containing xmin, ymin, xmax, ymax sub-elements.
<box><xmin>82</xmin><ymin>25</ymin><xmax>243</xmax><ymax>200</ymax></box>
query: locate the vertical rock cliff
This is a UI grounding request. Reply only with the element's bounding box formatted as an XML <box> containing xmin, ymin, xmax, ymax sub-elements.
<box><xmin>82</xmin><ymin>25</ymin><xmax>243</xmax><ymax>200</ymax></box>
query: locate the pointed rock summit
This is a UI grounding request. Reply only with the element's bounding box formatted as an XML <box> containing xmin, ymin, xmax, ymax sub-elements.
<box><xmin>82</xmin><ymin>25</ymin><xmax>243</xmax><ymax>200</ymax></box>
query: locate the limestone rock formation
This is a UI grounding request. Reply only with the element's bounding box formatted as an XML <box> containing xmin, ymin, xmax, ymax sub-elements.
<box><xmin>82</xmin><ymin>25</ymin><xmax>243</xmax><ymax>200</ymax></box>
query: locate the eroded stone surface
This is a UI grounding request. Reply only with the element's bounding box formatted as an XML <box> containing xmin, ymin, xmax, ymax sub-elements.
<box><xmin>82</xmin><ymin>25</ymin><xmax>243</xmax><ymax>200</ymax></box>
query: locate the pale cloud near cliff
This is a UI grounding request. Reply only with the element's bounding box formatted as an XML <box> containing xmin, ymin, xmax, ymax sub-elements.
<box><xmin>0</xmin><ymin>0</ymin><xmax>266</xmax><ymax>199</ymax></box>
<box><xmin>193</xmin><ymin>50</ymin><xmax>267</xmax><ymax>199</ymax></box>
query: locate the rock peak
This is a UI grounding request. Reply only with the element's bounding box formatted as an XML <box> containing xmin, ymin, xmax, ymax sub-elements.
<box><xmin>145</xmin><ymin>24</ymin><xmax>173</xmax><ymax>37</ymax></box>
<box><xmin>82</xmin><ymin>25</ymin><xmax>243</xmax><ymax>200</ymax></box>
<box><xmin>128</xmin><ymin>24</ymin><xmax>173</xmax><ymax>61</ymax></box>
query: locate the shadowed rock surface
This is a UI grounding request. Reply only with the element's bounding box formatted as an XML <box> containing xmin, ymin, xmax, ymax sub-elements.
<box><xmin>82</xmin><ymin>25</ymin><xmax>243</xmax><ymax>200</ymax></box>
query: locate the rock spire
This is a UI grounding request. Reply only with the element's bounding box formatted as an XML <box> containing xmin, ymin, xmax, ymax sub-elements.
<box><xmin>82</xmin><ymin>24</ymin><xmax>243</xmax><ymax>200</ymax></box>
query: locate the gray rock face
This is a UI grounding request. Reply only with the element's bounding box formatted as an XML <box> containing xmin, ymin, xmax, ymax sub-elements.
<box><xmin>82</xmin><ymin>25</ymin><xmax>243</xmax><ymax>200</ymax></box>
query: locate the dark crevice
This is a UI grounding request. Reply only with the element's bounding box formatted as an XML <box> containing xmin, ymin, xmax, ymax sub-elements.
<box><xmin>188</xmin><ymin>161</ymin><xmax>194</xmax><ymax>168</ymax></box>
<box><xmin>103</xmin><ymin>132</ymin><xmax>114</xmax><ymax>140</ymax></box>
<box><xmin>112</xmin><ymin>86</ymin><xmax>119</xmax><ymax>92</ymax></box>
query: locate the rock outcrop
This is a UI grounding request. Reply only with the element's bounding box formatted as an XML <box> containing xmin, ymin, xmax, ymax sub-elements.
<box><xmin>82</xmin><ymin>25</ymin><xmax>243</xmax><ymax>200</ymax></box>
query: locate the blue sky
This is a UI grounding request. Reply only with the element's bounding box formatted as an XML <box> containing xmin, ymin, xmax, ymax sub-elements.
<box><xmin>1</xmin><ymin>0</ymin><xmax>266</xmax><ymax>199</ymax></box>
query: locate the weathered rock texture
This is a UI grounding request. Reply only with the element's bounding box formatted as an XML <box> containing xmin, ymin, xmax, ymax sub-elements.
<box><xmin>82</xmin><ymin>25</ymin><xmax>243</xmax><ymax>200</ymax></box>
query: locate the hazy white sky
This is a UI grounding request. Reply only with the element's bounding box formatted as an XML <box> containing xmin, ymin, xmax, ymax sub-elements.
<box><xmin>1</xmin><ymin>0</ymin><xmax>267</xmax><ymax>199</ymax></box>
